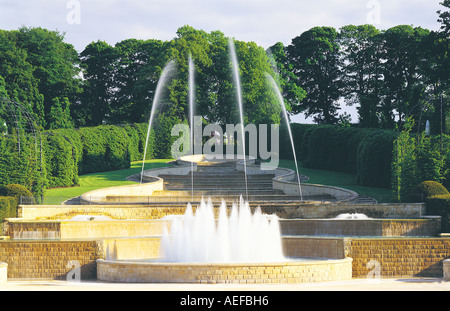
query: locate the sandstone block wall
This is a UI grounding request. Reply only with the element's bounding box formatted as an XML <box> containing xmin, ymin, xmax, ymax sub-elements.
<box><xmin>0</xmin><ymin>240</ymin><xmax>103</xmax><ymax>279</ymax></box>
<box><xmin>347</xmin><ymin>238</ymin><xmax>450</xmax><ymax>278</ymax></box>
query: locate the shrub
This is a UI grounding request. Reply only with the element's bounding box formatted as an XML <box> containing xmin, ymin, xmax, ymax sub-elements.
<box><xmin>0</xmin><ymin>184</ymin><xmax>35</xmax><ymax>204</ymax></box>
<box><xmin>426</xmin><ymin>194</ymin><xmax>450</xmax><ymax>233</ymax></box>
<box><xmin>406</xmin><ymin>181</ymin><xmax>449</xmax><ymax>203</ymax></box>
<box><xmin>0</xmin><ymin>196</ymin><xmax>18</xmax><ymax>220</ymax></box>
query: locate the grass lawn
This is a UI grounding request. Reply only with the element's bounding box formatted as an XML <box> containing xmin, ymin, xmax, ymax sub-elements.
<box><xmin>43</xmin><ymin>159</ymin><xmax>172</xmax><ymax>204</ymax></box>
<box><xmin>277</xmin><ymin>160</ymin><xmax>393</xmax><ymax>203</ymax></box>
<box><xmin>43</xmin><ymin>158</ymin><xmax>393</xmax><ymax>204</ymax></box>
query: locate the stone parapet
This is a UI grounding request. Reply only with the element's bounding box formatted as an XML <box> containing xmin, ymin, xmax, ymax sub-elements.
<box><xmin>96</xmin><ymin>257</ymin><xmax>353</xmax><ymax>284</ymax></box>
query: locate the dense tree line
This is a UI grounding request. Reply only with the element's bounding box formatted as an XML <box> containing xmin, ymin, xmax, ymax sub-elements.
<box><xmin>0</xmin><ymin>2</ymin><xmax>448</xmax><ymax>135</ymax></box>
<box><xmin>271</xmin><ymin>1</ymin><xmax>450</xmax><ymax>132</ymax></box>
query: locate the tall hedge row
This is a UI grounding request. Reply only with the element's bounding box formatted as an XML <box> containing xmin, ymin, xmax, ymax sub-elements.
<box><xmin>43</xmin><ymin>123</ymin><xmax>157</xmax><ymax>188</ymax></box>
<box><xmin>5</xmin><ymin>120</ymin><xmax>442</xmax><ymax>199</ymax></box>
<box><xmin>280</xmin><ymin>124</ymin><xmax>396</xmax><ymax>188</ymax></box>
<box><xmin>0</xmin><ymin>133</ymin><xmax>45</xmax><ymax>199</ymax></box>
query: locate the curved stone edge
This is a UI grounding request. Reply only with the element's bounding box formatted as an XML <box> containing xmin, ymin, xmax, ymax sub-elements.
<box><xmin>79</xmin><ymin>155</ymin><xmax>358</xmax><ymax>204</ymax></box>
<box><xmin>271</xmin><ymin>167</ymin><xmax>358</xmax><ymax>202</ymax></box>
<box><xmin>96</xmin><ymin>257</ymin><xmax>353</xmax><ymax>284</ymax></box>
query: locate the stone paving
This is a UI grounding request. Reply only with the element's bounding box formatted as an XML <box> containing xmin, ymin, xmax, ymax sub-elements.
<box><xmin>1</xmin><ymin>277</ymin><xmax>449</xmax><ymax>291</ymax></box>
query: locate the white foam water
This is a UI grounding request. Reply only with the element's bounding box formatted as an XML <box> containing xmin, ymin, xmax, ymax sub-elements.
<box><xmin>160</xmin><ymin>197</ymin><xmax>285</xmax><ymax>263</ymax></box>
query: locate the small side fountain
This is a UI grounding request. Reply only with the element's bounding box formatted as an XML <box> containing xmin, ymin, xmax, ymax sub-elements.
<box><xmin>335</xmin><ymin>213</ymin><xmax>370</xmax><ymax>220</ymax></box>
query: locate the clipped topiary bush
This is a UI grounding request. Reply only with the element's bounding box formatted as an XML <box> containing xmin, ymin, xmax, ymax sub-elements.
<box><xmin>407</xmin><ymin>181</ymin><xmax>449</xmax><ymax>203</ymax></box>
<box><xmin>0</xmin><ymin>184</ymin><xmax>35</xmax><ymax>204</ymax></box>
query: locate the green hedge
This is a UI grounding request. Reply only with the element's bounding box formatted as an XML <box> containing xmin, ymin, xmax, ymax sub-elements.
<box><xmin>0</xmin><ymin>120</ymin><xmax>170</xmax><ymax>196</ymax></box>
<box><xmin>77</xmin><ymin>125</ymin><xmax>132</xmax><ymax>174</ymax></box>
<box><xmin>121</xmin><ymin>123</ymin><xmax>155</xmax><ymax>162</ymax></box>
<box><xmin>426</xmin><ymin>194</ymin><xmax>450</xmax><ymax>233</ymax></box>
<box><xmin>44</xmin><ymin>131</ymin><xmax>80</xmax><ymax>188</ymax></box>
<box><xmin>280</xmin><ymin>124</ymin><xmax>395</xmax><ymax>188</ymax></box>
<box><xmin>357</xmin><ymin>130</ymin><xmax>396</xmax><ymax>188</ymax></box>
<box><xmin>0</xmin><ymin>133</ymin><xmax>45</xmax><ymax>199</ymax></box>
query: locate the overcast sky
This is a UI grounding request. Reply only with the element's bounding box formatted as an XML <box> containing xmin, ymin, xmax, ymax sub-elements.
<box><xmin>0</xmin><ymin>0</ymin><xmax>443</xmax><ymax>52</ymax></box>
<box><xmin>0</xmin><ymin>0</ymin><xmax>445</xmax><ymax>122</ymax></box>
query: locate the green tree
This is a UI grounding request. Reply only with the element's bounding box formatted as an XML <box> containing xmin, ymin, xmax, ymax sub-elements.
<box><xmin>339</xmin><ymin>25</ymin><xmax>383</xmax><ymax>128</ymax></box>
<box><xmin>0</xmin><ymin>75</ymin><xmax>8</xmax><ymax>99</ymax></box>
<box><xmin>0</xmin><ymin>30</ymin><xmax>44</xmax><ymax>127</ymax></box>
<box><xmin>266</xmin><ymin>42</ymin><xmax>306</xmax><ymax>116</ymax></box>
<box><xmin>287</xmin><ymin>27</ymin><xmax>344</xmax><ymax>124</ymax></box>
<box><xmin>48</xmin><ymin>97</ymin><xmax>74</xmax><ymax>129</ymax></box>
<box><xmin>109</xmin><ymin>39</ymin><xmax>161</xmax><ymax>124</ymax></box>
<box><xmin>78</xmin><ymin>40</ymin><xmax>117</xmax><ymax>126</ymax></box>
<box><xmin>233</xmin><ymin>40</ymin><xmax>281</xmax><ymax>125</ymax></box>
<box><xmin>381</xmin><ymin>26</ymin><xmax>431</xmax><ymax>128</ymax></box>
<box><xmin>392</xmin><ymin>118</ymin><xmax>417</xmax><ymax>201</ymax></box>
<box><xmin>132</xmin><ymin>40</ymin><xmax>173</xmax><ymax>124</ymax></box>
<box><xmin>13</xmin><ymin>27</ymin><xmax>82</xmax><ymax>129</ymax></box>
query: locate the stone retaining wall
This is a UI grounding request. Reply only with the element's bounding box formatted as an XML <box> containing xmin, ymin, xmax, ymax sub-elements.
<box><xmin>347</xmin><ymin>238</ymin><xmax>450</xmax><ymax>278</ymax></box>
<box><xmin>0</xmin><ymin>240</ymin><xmax>103</xmax><ymax>279</ymax></box>
<box><xmin>281</xmin><ymin>218</ymin><xmax>441</xmax><ymax>237</ymax></box>
<box><xmin>5</xmin><ymin>220</ymin><xmax>170</xmax><ymax>240</ymax></box>
<box><xmin>18</xmin><ymin>202</ymin><xmax>427</xmax><ymax>221</ymax></box>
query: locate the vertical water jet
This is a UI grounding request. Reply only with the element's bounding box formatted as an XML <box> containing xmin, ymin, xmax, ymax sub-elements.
<box><xmin>228</xmin><ymin>38</ymin><xmax>249</xmax><ymax>200</ymax></box>
<box><xmin>188</xmin><ymin>55</ymin><xmax>195</xmax><ymax>200</ymax></box>
<box><xmin>140</xmin><ymin>60</ymin><xmax>177</xmax><ymax>184</ymax></box>
<box><xmin>265</xmin><ymin>73</ymin><xmax>303</xmax><ymax>201</ymax></box>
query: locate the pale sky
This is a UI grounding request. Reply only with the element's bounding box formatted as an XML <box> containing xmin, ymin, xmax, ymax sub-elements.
<box><xmin>0</xmin><ymin>0</ymin><xmax>445</xmax><ymax>122</ymax></box>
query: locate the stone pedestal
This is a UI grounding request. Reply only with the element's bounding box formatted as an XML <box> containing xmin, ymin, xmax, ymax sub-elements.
<box><xmin>0</xmin><ymin>262</ymin><xmax>7</xmax><ymax>286</ymax></box>
<box><xmin>444</xmin><ymin>259</ymin><xmax>450</xmax><ymax>281</ymax></box>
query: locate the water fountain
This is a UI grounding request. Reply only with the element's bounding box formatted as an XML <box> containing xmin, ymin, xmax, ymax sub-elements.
<box><xmin>265</xmin><ymin>73</ymin><xmax>303</xmax><ymax>201</ymax></box>
<box><xmin>1</xmin><ymin>41</ymin><xmax>447</xmax><ymax>282</ymax></box>
<box><xmin>140</xmin><ymin>60</ymin><xmax>177</xmax><ymax>184</ymax></box>
<box><xmin>95</xmin><ymin>49</ymin><xmax>354</xmax><ymax>284</ymax></box>
<box><xmin>188</xmin><ymin>54</ymin><xmax>195</xmax><ymax>200</ymax></box>
<box><xmin>228</xmin><ymin>38</ymin><xmax>249</xmax><ymax>200</ymax></box>
<box><xmin>160</xmin><ymin>196</ymin><xmax>284</xmax><ymax>263</ymax></box>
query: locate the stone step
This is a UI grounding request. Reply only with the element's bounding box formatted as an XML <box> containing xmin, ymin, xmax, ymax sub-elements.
<box><xmin>137</xmin><ymin>195</ymin><xmax>303</xmax><ymax>202</ymax></box>
<box><xmin>351</xmin><ymin>195</ymin><xmax>378</xmax><ymax>204</ymax></box>
<box><xmin>160</xmin><ymin>174</ymin><xmax>275</xmax><ymax>179</ymax></box>
<box><xmin>164</xmin><ymin>186</ymin><xmax>274</xmax><ymax>191</ymax></box>
<box><xmin>163</xmin><ymin>180</ymin><xmax>274</xmax><ymax>186</ymax></box>
<box><xmin>154</xmin><ymin>189</ymin><xmax>285</xmax><ymax>196</ymax></box>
